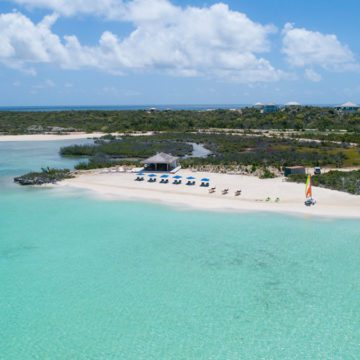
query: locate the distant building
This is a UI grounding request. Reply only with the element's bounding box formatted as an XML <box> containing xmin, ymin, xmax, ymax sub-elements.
<box><xmin>263</xmin><ymin>104</ymin><xmax>280</xmax><ymax>114</ymax></box>
<box><xmin>254</xmin><ymin>102</ymin><xmax>264</xmax><ymax>110</ymax></box>
<box><xmin>147</xmin><ymin>107</ymin><xmax>158</xmax><ymax>114</ymax></box>
<box><xmin>335</xmin><ymin>101</ymin><xmax>360</xmax><ymax>113</ymax></box>
<box><xmin>263</xmin><ymin>104</ymin><xmax>279</xmax><ymax>113</ymax></box>
<box><xmin>285</xmin><ymin>101</ymin><xmax>301</xmax><ymax>107</ymax></box>
<box><xmin>284</xmin><ymin>166</ymin><xmax>306</xmax><ymax>177</ymax></box>
<box><xmin>254</xmin><ymin>102</ymin><xmax>280</xmax><ymax>114</ymax></box>
<box><xmin>141</xmin><ymin>153</ymin><xmax>179</xmax><ymax>172</ymax></box>
<box><xmin>229</xmin><ymin>108</ymin><xmax>243</xmax><ymax>114</ymax></box>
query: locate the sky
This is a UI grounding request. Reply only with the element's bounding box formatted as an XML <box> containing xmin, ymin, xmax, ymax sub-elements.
<box><xmin>1</xmin><ymin>0</ymin><xmax>360</xmax><ymax>106</ymax></box>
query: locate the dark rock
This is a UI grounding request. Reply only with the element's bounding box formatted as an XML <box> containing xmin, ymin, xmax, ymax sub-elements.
<box><xmin>14</xmin><ymin>168</ymin><xmax>73</xmax><ymax>186</ymax></box>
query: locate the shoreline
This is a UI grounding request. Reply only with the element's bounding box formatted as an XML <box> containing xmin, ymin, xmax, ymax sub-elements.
<box><xmin>59</xmin><ymin>170</ymin><xmax>360</xmax><ymax>219</ymax></box>
<box><xmin>0</xmin><ymin>131</ymin><xmax>158</xmax><ymax>142</ymax></box>
<box><xmin>0</xmin><ymin>132</ymin><xmax>104</xmax><ymax>142</ymax></box>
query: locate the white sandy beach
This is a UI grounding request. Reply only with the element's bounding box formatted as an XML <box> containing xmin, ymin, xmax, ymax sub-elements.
<box><xmin>0</xmin><ymin>132</ymin><xmax>106</xmax><ymax>142</ymax></box>
<box><xmin>60</xmin><ymin>170</ymin><xmax>360</xmax><ymax>218</ymax></box>
<box><xmin>0</xmin><ymin>132</ymin><xmax>158</xmax><ymax>142</ymax></box>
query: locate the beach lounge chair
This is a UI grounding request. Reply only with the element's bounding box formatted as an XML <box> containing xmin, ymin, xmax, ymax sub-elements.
<box><xmin>222</xmin><ymin>189</ymin><xmax>229</xmax><ymax>195</ymax></box>
<box><xmin>209</xmin><ymin>187</ymin><xmax>216</xmax><ymax>194</ymax></box>
<box><xmin>160</xmin><ymin>175</ymin><xmax>170</xmax><ymax>184</ymax></box>
<box><xmin>186</xmin><ymin>176</ymin><xmax>196</xmax><ymax>186</ymax></box>
<box><xmin>275</xmin><ymin>197</ymin><xmax>280</xmax><ymax>203</ymax></box>
<box><xmin>266</xmin><ymin>197</ymin><xmax>271</xmax><ymax>202</ymax></box>
<box><xmin>200</xmin><ymin>178</ymin><xmax>210</xmax><ymax>187</ymax></box>
<box><xmin>172</xmin><ymin>175</ymin><xmax>182</xmax><ymax>184</ymax></box>
<box><xmin>235</xmin><ymin>190</ymin><xmax>241</xmax><ymax>196</ymax></box>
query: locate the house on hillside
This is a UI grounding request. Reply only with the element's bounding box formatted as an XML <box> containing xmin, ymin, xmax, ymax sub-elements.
<box><xmin>335</xmin><ymin>101</ymin><xmax>360</xmax><ymax>114</ymax></box>
<box><xmin>254</xmin><ymin>103</ymin><xmax>280</xmax><ymax>114</ymax></box>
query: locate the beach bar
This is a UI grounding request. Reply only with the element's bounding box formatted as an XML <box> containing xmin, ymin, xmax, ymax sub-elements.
<box><xmin>141</xmin><ymin>153</ymin><xmax>179</xmax><ymax>172</ymax></box>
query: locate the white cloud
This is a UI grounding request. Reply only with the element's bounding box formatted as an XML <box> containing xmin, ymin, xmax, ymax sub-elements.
<box><xmin>12</xmin><ymin>0</ymin><xmax>127</xmax><ymax>19</ymax></box>
<box><xmin>0</xmin><ymin>12</ymin><xmax>69</xmax><ymax>73</ymax></box>
<box><xmin>12</xmin><ymin>0</ymin><xmax>184</xmax><ymax>23</ymax></box>
<box><xmin>305</xmin><ymin>68</ymin><xmax>322</xmax><ymax>82</ymax></box>
<box><xmin>1</xmin><ymin>2</ymin><xmax>283</xmax><ymax>83</ymax></box>
<box><xmin>125</xmin><ymin>0</ymin><xmax>179</xmax><ymax>23</ymax></box>
<box><xmin>282</xmin><ymin>23</ymin><xmax>358</xmax><ymax>72</ymax></box>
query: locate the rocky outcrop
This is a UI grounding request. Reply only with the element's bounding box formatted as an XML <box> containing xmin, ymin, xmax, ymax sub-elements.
<box><xmin>14</xmin><ymin>168</ymin><xmax>73</xmax><ymax>186</ymax></box>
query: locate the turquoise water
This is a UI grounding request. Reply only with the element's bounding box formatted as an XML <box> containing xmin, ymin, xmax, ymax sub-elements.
<box><xmin>1</xmin><ymin>141</ymin><xmax>360</xmax><ymax>359</ymax></box>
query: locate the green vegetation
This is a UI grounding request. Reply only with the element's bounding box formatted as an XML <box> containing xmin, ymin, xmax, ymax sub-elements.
<box><xmin>6</xmin><ymin>107</ymin><xmax>358</xmax><ymax>192</ymax></box>
<box><xmin>287</xmin><ymin>171</ymin><xmax>360</xmax><ymax>195</ymax></box>
<box><xmin>59</xmin><ymin>132</ymin><xmax>360</xmax><ymax>170</ymax></box>
<box><xmin>14</xmin><ymin>168</ymin><xmax>73</xmax><ymax>185</ymax></box>
<box><xmin>75</xmin><ymin>157</ymin><xmax>138</xmax><ymax>170</ymax></box>
<box><xmin>290</xmin><ymin>131</ymin><xmax>360</xmax><ymax>146</ymax></box>
<box><xmin>260</xmin><ymin>168</ymin><xmax>276</xmax><ymax>179</ymax></box>
<box><xmin>60</xmin><ymin>137</ymin><xmax>193</xmax><ymax>158</ymax></box>
<box><xmin>1</xmin><ymin>107</ymin><xmax>360</xmax><ymax>134</ymax></box>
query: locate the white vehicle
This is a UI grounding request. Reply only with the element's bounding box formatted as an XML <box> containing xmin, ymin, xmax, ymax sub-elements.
<box><xmin>314</xmin><ymin>167</ymin><xmax>321</xmax><ymax>175</ymax></box>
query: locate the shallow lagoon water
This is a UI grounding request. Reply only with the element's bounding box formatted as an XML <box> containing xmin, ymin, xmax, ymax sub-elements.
<box><xmin>1</xmin><ymin>141</ymin><xmax>360</xmax><ymax>359</ymax></box>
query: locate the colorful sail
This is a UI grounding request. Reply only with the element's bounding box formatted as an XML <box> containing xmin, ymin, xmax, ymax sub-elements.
<box><xmin>305</xmin><ymin>175</ymin><xmax>312</xmax><ymax>198</ymax></box>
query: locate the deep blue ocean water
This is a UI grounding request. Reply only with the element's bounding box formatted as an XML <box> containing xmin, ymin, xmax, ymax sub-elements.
<box><xmin>0</xmin><ymin>105</ymin><xmax>248</xmax><ymax>112</ymax></box>
<box><xmin>0</xmin><ymin>140</ymin><xmax>359</xmax><ymax>359</ymax></box>
<box><xmin>0</xmin><ymin>104</ymin><xmax>335</xmax><ymax>112</ymax></box>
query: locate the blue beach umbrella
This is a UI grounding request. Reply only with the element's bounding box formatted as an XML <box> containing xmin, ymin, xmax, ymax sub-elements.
<box><xmin>160</xmin><ymin>174</ymin><xmax>169</xmax><ymax>178</ymax></box>
<box><xmin>173</xmin><ymin>175</ymin><xmax>182</xmax><ymax>179</ymax></box>
<box><xmin>201</xmin><ymin>178</ymin><xmax>210</xmax><ymax>182</ymax></box>
<box><xmin>186</xmin><ymin>176</ymin><xmax>196</xmax><ymax>180</ymax></box>
<box><xmin>148</xmin><ymin>174</ymin><xmax>157</xmax><ymax>177</ymax></box>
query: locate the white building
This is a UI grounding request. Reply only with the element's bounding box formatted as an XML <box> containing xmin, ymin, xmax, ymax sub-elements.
<box><xmin>285</xmin><ymin>101</ymin><xmax>301</xmax><ymax>107</ymax></box>
<box><xmin>335</xmin><ymin>101</ymin><xmax>360</xmax><ymax>113</ymax></box>
<box><xmin>254</xmin><ymin>102</ymin><xmax>280</xmax><ymax>113</ymax></box>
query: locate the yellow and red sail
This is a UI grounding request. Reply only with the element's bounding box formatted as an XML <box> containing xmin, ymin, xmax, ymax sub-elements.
<box><xmin>305</xmin><ymin>175</ymin><xmax>312</xmax><ymax>198</ymax></box>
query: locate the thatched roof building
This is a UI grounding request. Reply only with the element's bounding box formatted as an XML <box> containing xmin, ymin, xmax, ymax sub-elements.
<box><xmin>141</xmin><ymin>153</ymin><xmax>179</xmax><ymax>172</ymax></box>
